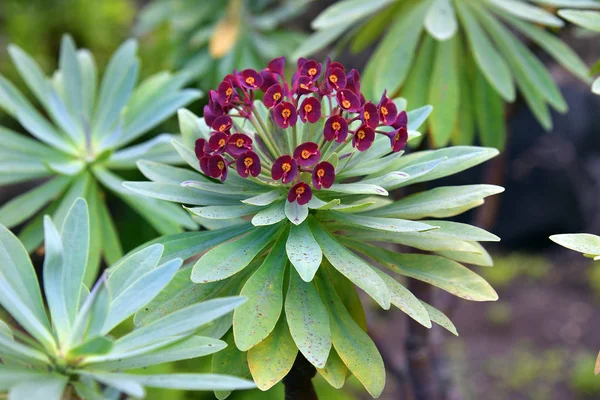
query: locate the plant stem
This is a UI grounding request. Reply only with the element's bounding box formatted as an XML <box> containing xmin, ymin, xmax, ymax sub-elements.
<box><xmin>282</xmin><ymin>353</ymin><xmax>318</xmax><ymax>400</ymax></box>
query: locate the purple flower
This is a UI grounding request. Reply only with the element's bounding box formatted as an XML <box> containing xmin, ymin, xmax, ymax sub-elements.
<box><xmin>260</xmin><ymin>70</ymin><xmax>279</xmax><ymax>92</ymax></box>
<box><xmin>207</xmin><ymin>154</ymin><xmax>228</xmax><ymax>181</ymax></box>
<box><xmin>236</xmin><ymin>151</ymin><xmax>261</xmax><ymax>178</ymax></box>
<box><xmin>264</xmin><ymin>84</ymin><xmax>284</xmax><ymax>108</ymax></box>
<box><xmin>336</xmin><ymin>89</ymin><xmax>361</xmax><ymax>112</ymax></box>
<box><xmin>299</xmin><ymin>97</ymin><xmax>321</xmax><ymax>123</ymax></box>
<box><xmin>208</xmin><ymin>131</ymin><xmax>229</xmax><ymax>154</ymax></box>
<box><xmin>326</xmin><ymin>67</ymin><xmax>346</xmax><ymax>91</ymax></box>
<box><xmin>267</xmin><ymin>56</ymin><xmax>286</xmax><ymax>77</ymax></box>
<box><xmin>392</xmin><ymin>110</ymin><xmax>408</xmax><ymax>130</ymax></box>
<box><xmin>273</xmin><ymin>101</ymin><xmax>298</xmax><ymax>129</ymax></box>
<box><xmin>195</xmin><ymin>138</ymin><xmax>208</xmax><ymax>160</ymax></box>
<box><xmin>361</xmin><ymin>102</ymin><xmax>380</xmax><ymax>129</ymax></box>
<box><xmin>387</xmin><ymin>126</ymin><xmax>408</xmax><ymax>152</ymax></box>
<box><xmin>288</xmin><ymin>182</ymin><xmax>312</xmax><ymax>205</ymax></box>
<box><xmin>211</xmin><ymin>115</ymin><xmax>233</xmax><ymax>134</ymax></box>
<box><xmin>323</xmin><ymin>115</ymin><xmax>348</xmax><ymax>143</ymax></box>
<box><xmin>300</xmin><ymin>59</ymin><xmax>322</xmax><ymax>80</ymax></box>
<box><xmin>378</xmin><ymin>92</ymin><xmax>399</xmax><ymax>126</ymax></box>
<box><xmin>272</xmin><ymin>155</ymin><xmax>298</xmax><ymax>184</ymax></box>
<box><xmin>239</xmin><ymin>69</ymin><xmax>264</xmax><ymax>90</ymax></box>
<box><xmin>227</xmin><ymin>133</ymin><xmax>253</xmax><ymax>157</ymax></box>
<box><xmin>352</xmin><ymin>124</ymin><xmax>375</xmax><ymax>151</ymax></box>
<box><xmin>217</xmin><ymin>80</ymin><xmax>236</xmax><ymax>107</ymax></box>
<box><xmin>293</xmin><ymin>142</ymin><xmax>320</xmax><ymax>167</ymax></box>
<box><xmin>346</xmin><ymin>69</ymin><xmax>361</xmax><ymax>94</ymax></box>
<box><xmin>312</xmin><ymin>161</ymin><xmax>335</xmax><ymax>189</ymax></box>
<box><xmin>297</xmin><ymin>76</ymin><xmax>318</xmax><ymax>96</ymax></box>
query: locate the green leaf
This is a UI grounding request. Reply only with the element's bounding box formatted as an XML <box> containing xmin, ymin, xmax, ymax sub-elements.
<box><xmin>137</xmin><ymin>160</ymin><xmax>202</xmax><ymax>184</ymax></box>
<box><xmin>500</xmin><ymin>12</ymin><xmax>591</xmax><ymax>83</ymax></box>
<box><xmin>106</xmin><ymin>134</ymin><xmax>182</xmax><ymax>169</ymax></box>
<box><xmin>0</xmin><ymin>366</ymin><xmax>55</xmax><ymax>391</ymax></box>
<box><xmin>428</xmin><ymin>36</ymin><xmax>460</xmax><ymax>147</ymax></box>
<box><xmin>312</xmin><ymin>0</ymin><xmax>395</xmax><ymax>29</ymax></box>
<box><xmin>192</xmin><ymin>224</ymin><xmax>280</xmax><ymax>283</ymax></box>
<box><xmin>96</xmin><ymin>189</ymin><xmax>123</xmax><ymax>266</ymax></box>
<box><xmin>123</xmin><ymin>181</ymin><xmax>242</xmax><ymax>206</ymax></box>
<box><xmin>351</xmin><ymin>241</ymin><xmax>498</xmax><ymax>301</ymax></box>
<box><xmin>90</xmin><ymin>335</ymin><xmax>225</xmax><ymax>371</ymax></box>
<box><xmin>366</xmin><ymin>185</ymin><xmax>504</xmax><ymax>219</ymax></box>
<box><xmin>247</xmin><ymin>317</ymin><xmax>297</xmax><ymax>391</ymax></box>
<box><xmin>103</xmin><ymin>258</ymin><xmax>182</xmax><ymax>333</ymax></box>
<box><xmin>425</xmin><ymin>0</ymin><xmax>458</xmax><ymax>41</ymax></box>
<box><xmin>77</xmin><ymin>49</ymin><xmax>97</xmax><ymax>119</ymax></box>
<box><xmin>7</xmin><ymin>45</ymin><xmax>49</xmax><ymax>107</ymax></box>
<box><xmin>114</xmin><ymin>296</ymin><xmax>246</xmax><ymax>353</ymax></box>
<box><xmin>252</xmin><ymin>201</ymin><xmax>287</xmax><ymax>226</ymax></box>
<box><xmin>328</xmin><ymin>183</ymin><xmax>388</xmax><ymax>196</ymax></box>
<box><xmin>364</xmin><ymin>0</ymin><xmax>430</xmax><ymax>98</ymax></box>
<box><xmin>129</xmin><ymin>224</ymin><xmax>253</xmax><ymax>265</ymax></box>
<box><xmin>453</xmin><ymin>42</ymin><xmax>476</xmax><ymax>145</ymax></box>
<box><xmin>292</xmin><ymin>23</ymin><xmax>351</xmax><ymax>58</ymax></box>
<box><xmin>105</xmin><ymin>372</ymin><xmax>256</xmax><ymax>391</ymax></box>
<box><xmin>185</xmin><ymin>204</ymin><xmax>261</xmax><ymax>220</ymax></box>
<box><xmin>550</xmin><ymin>234</ymin><xmax>600</xmax><ymax>257</ymax></box>
<box><xmin>437</xmin><ymin>242</ymin><xmax>494</xmax><ymax>267</ymax></box>
<box><xmin>212</xmin><ymin>331</ymin><xmax>251</xmax><ymax>400</ymax></box>
<box><xmin>60</xmin><ymin>198</ymin><xmax>90</xmax><ymax>327</ymax></box>
<box><xmin>314</xmin><ymin>270</ymin><xmax>385</xmax><ymax>398</ymax></box>
<box><xmin>402</xmin><ymin>35</ymin><xmax>436</xmax><ymax>120</ymax></box>
<box><xmin>473</xmin><ymin>61</ymin><xmax>508</xmax><ymax>148</ymax></box>
<box><xmin>58</xmin><ymin>35</ymin><xmax>84</xmax><ymax>133</ymax></box>
<box><xmin>234</xmin><ymin>232</ymin><xmax>287</xmax><ymax>351</ymax></box>
<box><xmin>317</xmin><ymin>349</ymin><xmax>348</xmax><ymax>389</ymax></box>
<box><xmin>309</xmin><ymin>219</ymin><xmax>391</xmax><ymax>309</ymax></box>
<box><xmin>78</xmin><ymin>372</ymin><xmax>145</xmax><ymax>398</ymax></box>
<box><xmin>286</xmin><ymin>222</ymin><xmax>322</xmax><ymax>282</ymax></box>
<box><xmin>487</xmin><ymin>0</ymin><xmax>564</xmax><ymax>27</ymax></box>
<box><xmin>324</xmin><ymin>211</ymin><xmax>437</xmax><ymax>233</ymax></box>
<box><xmin>285</xmin><ymin>271</ymin><xmax>332</xmax><ymax>368</ymax></box>
<box><xmin>372</xmin><ymin>268</ymin><xmax>432</xmax><ymax>328</ymax></box>
<box><xmin>0</xmin><ymin>320</ymin><xmax>12</xmax><ymax>339</ymax></box>
<box><xmin>421</xmin><ymin>301</ymin><xmax>458</xmax><ymax>336</ymax></box>
<box><xmin>593</xmin><ymin>77</ymin><xmax>600</xmax><ymax>95</ymax></box>
<box><xmin>242</xmin><ymin>190</ymin><xmax>285</xmax><ymax>206</ymax></box>
<box><xmin>42</xmin><ymin>215</ymin><xmax>71</xmax><ymax>345</ymax></box>
<box><xmin>108</xmin><ymin>243</ymin><xmax>163</xmax><ymax>298</ymax></box>
<box><xmin>85</xmin><ymin>182</ymin><xmax>102</xmax><ymax>286</ymax></box>
<box><xmin>69</xmin><ymin>336</ymin><xmax>114</xmax><ymax>356</ymax></box>
<box><xmin>9</xmin><ymin>374</ymin><xmax>68</xmax><ymax>400</ymax></box>
<box><xmin>0</xmin><ymin>224</ymin><xmax>51</xmax><ymax>341</ymax></box>
<box><xmin>558</xmin><ymin>9</ymin><xmax>600</xmax><ymax>31</ymax></box>
<box><xmin>284</xmin><ymin>200</ymin><xmax>309</xmax><ymax>225</ymax></box>
<box><xmin>0</xmin><ymin>331</ymin><xmax>49</xmax><ymax>365</ymax></box>
<box><xmin>455</xmin><ymin>1</ymin><xmax>515</xmax><ymax>101</ymax></box>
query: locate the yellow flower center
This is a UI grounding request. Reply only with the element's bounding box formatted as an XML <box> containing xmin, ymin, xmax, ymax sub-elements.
<box><xmin>308</xmin><ymin>67</ymin><xmax>317</xmax><ymax>76</ymax></box>
<box><xmin>364</xmin><ymin>111</ymin><xmax>370</xmax><ymax>120</ymax></box>
<box><xmin>381</xmin><ymin>106</ymin><xmax>388</xmax><ymax>116</ymax></box>
<box><xmin>273</xmin><ymin>92</ymin><xmax>281</xmax><ymax>101</ymax></box>
<box><xmin>245</xmin><ymin>77</ymin><xmax>255</xmax><ymax>86</ymax></box>
<box><xmin>219</xmin><ymin>124</ymin><xmax>228</xmax><ymax>132</ymax></box>
<box><xmin>301</xmin><ymin>150</ymin><xmax>311</xmax><ymax>159</ymax></box>
<box><xmin>332</xmin><ymin>121</ymin><xmax>341</xmax><ymax>131</ymax></box>
<box><xmin>218</xmin><ymin>138</ymin><xmax>226</xmax><ymax>147</ymax></box>
<box><xmin>329</xmin><ymin>74</ymin><xmax>338</xmax><ymax>83</ymax></box>
<box><xmin>282</xmin><ymin>109</ymin><xmax>291</xmax><ymax>118</ymax></box>
<box><xmin>296</xmin><ymin>186</ymin><xmax>305</xmax><ymax>195</ymax></box>
<box><xmin>304</xmin><ymin>104</ymin><xmax>313</xmax><ymax>113</ymax></box>
<box><xmin>244</xmin><ymin>157</ymin><xmax>253</xmax><ymax>168</ymax></box>
<box><xmin>226</xmin><ymin>87</ymin><xmax>233</xmax><ymax>96</ymax></box>
<box><xmin>317</xmin><ymin>168</ymin><xmax>325</xmax><ymax>178</ymax></box>
<box><xmin>217</xmin><ymin>160</ymin><xmax>225</xmax><ymax>170</ymax></box>
<box><xmin>357</xmin><ymin>130</ymin><xmax>366</xmax><ymax>140</ymax></box>
<box><xmin>282</xmin><ymin>162</ymin><xmax>291</xmax><ymax>172</ymax></box>
<box><xmin>236</xmin><ymin>138</ymin><xmax>245</xmax><ymax>147</ymax></box>
<box><xmin>342</xmin><ymin>100</ymin><xmax>351</xmax><ymax>109</ymax></box>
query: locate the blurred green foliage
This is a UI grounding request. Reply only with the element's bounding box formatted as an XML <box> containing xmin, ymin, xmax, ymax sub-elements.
<box><xmin>570</xmin><ymin>352</ymin><xmax>600</xmax><ymax>396</ymax></box>
<box><xmin>481</xmin><ymin>253</ymin><xmax>550</xmax><ymax>288</ymax></box>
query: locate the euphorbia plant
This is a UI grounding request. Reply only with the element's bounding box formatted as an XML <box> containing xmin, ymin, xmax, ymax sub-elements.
<box><xmin>0</xmin><ymin>198</ymin><xmax>254</xmax><ymax>399</ymax></box>
<box><xmin>0</xmin><ymin>35</ymin><xmax>201</xmax><ymax>283</ymax></box>
<box><xmin>125</xmin><ymin>57</ymin><xmax>503</xmax><ymax>398</ymax></box>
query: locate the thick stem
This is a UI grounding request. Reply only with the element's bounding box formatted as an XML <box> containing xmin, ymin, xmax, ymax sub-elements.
<box><xmin>282</xmin><ymin>353</ymin><xmax>318</xmax><ymax>400</ymax></box>
<box><xmin>406</xmin><ymin>279</ymin><xmax>439</xmax><ymax>400</ymax></box>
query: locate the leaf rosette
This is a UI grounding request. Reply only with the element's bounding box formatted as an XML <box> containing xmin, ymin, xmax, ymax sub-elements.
<box><xmin>126</xmin><ymin>57</ymin><xmax>503</xmax><ymax>397</ymax></box>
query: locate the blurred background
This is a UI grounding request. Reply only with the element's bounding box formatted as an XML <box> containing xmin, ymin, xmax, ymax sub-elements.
<box><xmin>1</xmin><ymin>1</ymin><xmax>600</xmax><ymax>399</ymax></box>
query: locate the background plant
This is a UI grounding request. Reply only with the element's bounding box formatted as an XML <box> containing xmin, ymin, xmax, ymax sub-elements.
<box><xmin>134</xmin><ymin>0</ymin><xmax>309</xmax><ymax>88</ymax></box>
<box><xmin>0</xmin><ymin>35</ymin><xmax>201</xmax><ymax>283</ymax></box>
<box><xmin>124</xmin><ymin>57</ymin><xmax>502</xmax><ymax>398</ymax></box>
<box><xmin>297</xmin><ymin>0</ymin><xmax>599</xmax><ymax>149</ymax></box>
<box><xmin>0</xmin><ymin>198</ymin><xmax>255</xmax><ymax>399</ymax></box>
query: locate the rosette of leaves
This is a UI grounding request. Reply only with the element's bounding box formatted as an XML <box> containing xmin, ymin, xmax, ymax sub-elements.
<box><xmin>124</xmin><ymin>57</ymin><xmax>502</xmax><ymax>397</ymax></box>
<box><xmin>134</xmin><ymin>0</ymin><xmax>309</xmax><ymax>87</ymax></box>
<box><xmin>558</xmin><ymin>7</ymin><xmax>600</xmax><ymax>94</ymax></box>
<box><xmin>296</xmin><ymin>0</ymin><xmax>600</xmax><ymax>149</ymax></box>
<box><xmin>0</xmin><ymin>198</ymin><xmax>254</xmax><ymax>399</ymax></box>
<box><xmin>0</xmin><ymin>35</ymin><xmax>201</xmax><ymax>283</ymax></box>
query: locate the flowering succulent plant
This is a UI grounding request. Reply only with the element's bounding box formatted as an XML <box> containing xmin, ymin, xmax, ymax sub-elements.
<box><xmin>125</xmin><ymin>57</ymin><xmax>503</xmax><ymax>397</ymax></box>
<box><xmin>0</xmin><ymin>198</ymin><xmax>254</xmax><ymax>399</ymax></box>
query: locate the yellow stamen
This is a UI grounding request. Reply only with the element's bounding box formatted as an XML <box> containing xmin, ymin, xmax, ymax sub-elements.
<box><xmin>342</xmin><ymin>100</ymin><xmax>351</xmax><ymax>109</ymax></box>
<box><xmin>308</xmin><ymin>67</ymin><xmax>317</xmax><ymax>76</ymax></box>
<box><xmin>282</xmin><ymin>162</ymin><xmax>291</xmax><ymax>172</ymax></box>
<box><xmin>332</xmin><ymin>121</ymin><xmax>341</xmax><ymax>131</ymax></box>
<box><xmin>301</xmin><ymin>150</ymin><xmax>311</xmax><ymax>159</ymax></box>
<box><xmin>245</xmin><ymin>76</ymin><xmax>255</xmax><ymax>86</ymax></box>
<box><xmin>282</xmin><ymin>109</ymin><xmax>291</xmax><ymax>118</ymax></box>
<box><xmin>329</xmin><ymin>74</ymin><xmax>338</xmax><ymax>84</ymax></box>
<box><xmin>381</xmin><ymin>106</ymin><xmax>388</xmax><ymax>116</ymax></box>
<box><xmin>218</xmin><ymin>138</ymin><xmax>226</xmax><ymax>147</ymax></box>
<box><xmin>217</xmin><ymin>160</ymin><xmax>225</xmax><ymax>170</ymax></box>
<box><xmin>236</xmin><ymin>138</ymin><xmax>245</xmax><ymax>147</ymax></box>
<box><xmin>364</xmin><ymin>111</ymin><xmax>370</xmax><ymax>120</ymax></box>
<box><xmin>304</xmin><ymin>104</ymin><xmax>313</xmax><ymax>113</ymax></box>
<box><xmin>317</xmin><ymin>169</ymin><xmax>325</xmax><ymax>178</ymax></box>
<box><xmin>296</xmin><ymin>186</ymin><xmax>305</xmax><ymax>195</ymax></box>
<box><xmin>244</xmin><ymin>157</ymin><xmax>253</xmax><ymax>168</ymax></box>
<box><xmin>273</xmin><ymin>92</ymin><xmax>281</xmax><ymax>101</ymax></box>
<box><xmin>357</xmin><ymin>130</ymin><xmax>366</xmax><ymax>140</ymax></box>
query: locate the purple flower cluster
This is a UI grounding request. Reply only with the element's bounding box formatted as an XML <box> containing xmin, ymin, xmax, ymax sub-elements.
<box><xmin>194</xmin><ymin>56</ymin><xmax>408</xmax><ymax>204</ymax></box>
